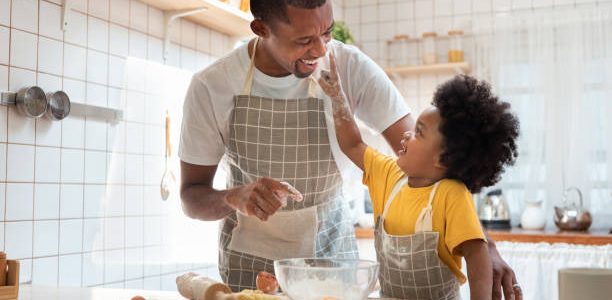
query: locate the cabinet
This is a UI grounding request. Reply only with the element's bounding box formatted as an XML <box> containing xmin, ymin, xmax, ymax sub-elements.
<box><xmin>140</xmin><ymin>0</ymin><xmax>253</xmax><ymax>37</ymax></box>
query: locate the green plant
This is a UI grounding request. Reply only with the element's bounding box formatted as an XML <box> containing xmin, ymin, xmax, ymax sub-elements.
<box><xmin>332</xmin><ymin>21</ymin><xmax>354</xmax><ymax>44</ymax></box>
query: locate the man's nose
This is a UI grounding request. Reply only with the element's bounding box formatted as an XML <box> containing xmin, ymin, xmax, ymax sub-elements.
<box><xmin>310</xmin><ymin>36</ymin><xmax>327</xmax><ymax>58</ymax></box>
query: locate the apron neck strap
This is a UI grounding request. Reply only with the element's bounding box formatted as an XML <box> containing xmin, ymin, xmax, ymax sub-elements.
<box><xmin>414</xmin><ymin>181</ymin><xmax>441</xmax><ymax>232</ymax></box>
<box><xmin>241</xmin><ymin>37</ymin><xmax>259</xmax><ymax>95</ymax></box>
<box><xmin>241</xmin><ymin>37</ymin><xmax>318</xmax><ymax>98</ymax></box>
<box><xmin>380</xmin><ymin>178</ymin><xmax>441</xmax><ymax>232</ymax></box>
<box><xmin>381</xmin><ymin>177</ymin><xmax>408</xmax><ymax>220</ymax></box>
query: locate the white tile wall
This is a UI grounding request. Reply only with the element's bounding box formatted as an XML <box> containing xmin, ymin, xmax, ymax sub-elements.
<box><xmin>10</xmin><ymin>29</ymin><xmax>38</xmax><ymax>70</ymax></box>
<box><xmin>39</xmin><ymin>1</ymin><xmax>63</xmax><ymax>40</ymax></box>
<box><xmin>0</xmin><ymin>0</ymin><xmax>9</xmax><ymax>26</ymax></box>
<box><xmin>0</xmin><ymin>27</ymin><xmax>8</xmax><ymax>65</ymax></box>
<box><xmin>34</xmin><ymin>183</ymin><xmax>60</xmax><ymax>219</ymax></box>
<box><xmin>89</xmin><ymin>0</ymin><xmax>110</xmax><ymax>20</ymax></box>
<box><xmin>11</xmin><ymin>0</ymin><xmax>39</xmax><ymax>33</ymax></box>
<box><xmin>1</xmin><ymin>0</ymin><xmax>232</xmax><ymax>290</ymax></box>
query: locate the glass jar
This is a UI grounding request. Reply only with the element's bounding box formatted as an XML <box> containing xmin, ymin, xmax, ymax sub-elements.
<box><xmin>448</xmin><ymin>30</ymin><xmax>465</xmax><ymax>63</ymax></box>
<box><xmin>240</xmin><ymin>0</ymin><xmax>250</xmax><ymax>12</ymax></box>
<box><xmin>387</xmin><ymin>34</ymin><xmax>410</xmax><ymax>67</ymax></box>
<box><xmin>421</xmin><ymin>32</ymin><xmax>438</xmax><ymax>65</ymax></box>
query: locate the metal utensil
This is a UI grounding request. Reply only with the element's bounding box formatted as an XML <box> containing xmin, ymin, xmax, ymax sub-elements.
<box><xmin>17</xmin><ymin>86</ymin><xmax>48</xmax><ymax>118</ymax></box>
<box><xmin>46</xmin><ymin>90</ymin><xmax>71</xmax><ymax>120</ymax></box>
<box><xmin>160</xmin><ymin>110</ymin><xmax>176</xmax><ymax>201</ymax></box>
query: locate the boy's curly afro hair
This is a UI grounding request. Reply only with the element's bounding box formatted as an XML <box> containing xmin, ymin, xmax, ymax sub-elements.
<box><xmin>433</xmin><ymin>75</ymin><xmax>519</xmax><ymax>193</ymax></box>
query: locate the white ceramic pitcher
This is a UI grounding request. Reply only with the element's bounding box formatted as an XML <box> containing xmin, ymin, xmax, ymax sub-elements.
<box><xmin>521</xmin><ymin>200</ymin><xmax>547</xmax><ymax>230</ymax></box>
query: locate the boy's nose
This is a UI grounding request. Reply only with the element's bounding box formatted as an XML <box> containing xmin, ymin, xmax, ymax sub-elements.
<box><xmin>402</xmin><ymin>131</ymin><xmax>414</xmax><ymax>139</ymax></box>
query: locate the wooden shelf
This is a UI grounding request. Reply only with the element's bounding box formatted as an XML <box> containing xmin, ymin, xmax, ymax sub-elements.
<box><xmin>384</xmin><ymin>62</ymin><xmax>471</xmax><ymax>76</ymax></box>
<box><xmin>355</xmin><ymin>226</ymin><xmax>612</xmax><ymax>246</ymax></box>
<box><xmin>486</xmin><ymin>228</ymin><xmax>612</xmax><ymax>246</ymax></box>
<box><xmin>140</xmin><ymin>0</ymin><xmax>253</xmax><ymax>37</ymax></box>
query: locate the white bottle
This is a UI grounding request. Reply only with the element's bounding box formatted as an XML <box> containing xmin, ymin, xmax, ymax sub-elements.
<box><xmin>521</xmin><ymin>200</ymin><xmax>546</xmax><ymax>230</ymax></box>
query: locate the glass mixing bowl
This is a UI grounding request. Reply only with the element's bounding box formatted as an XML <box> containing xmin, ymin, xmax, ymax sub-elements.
<box><xmin>273</xmin><ymin>258</ymin><xmax>379</xmax><ymax>300</ymax></box>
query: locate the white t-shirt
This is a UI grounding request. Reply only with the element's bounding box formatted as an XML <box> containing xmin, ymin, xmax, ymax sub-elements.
<box><xmin>178</xmin><ymin>39</ymin><xmax>410</xmax><ymax>182</ymax></box>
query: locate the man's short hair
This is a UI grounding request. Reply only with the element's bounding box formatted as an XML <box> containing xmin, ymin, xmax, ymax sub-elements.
<box><xmin>251</xmin><ymin>0</ymin><xmax>327</xmax><ymax>24</ymax></box>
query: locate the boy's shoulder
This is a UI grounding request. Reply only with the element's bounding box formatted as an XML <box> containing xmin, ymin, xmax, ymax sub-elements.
<box><xmin>437</xmin><ymin>179</ymin><xmax>471</xmax><ymax>196</ymax></box>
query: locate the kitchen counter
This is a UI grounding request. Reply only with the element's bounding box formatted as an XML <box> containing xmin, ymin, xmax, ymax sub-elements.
<box><xmin>355</xmin><ymin>226</ymin><xmax>612</xmax><ymax>245</ymax></box>
<box><xmin>19</xmin><ymin>285</ymin><xmax>393</xmax><ymax>300</ymax></box>
<box><xmin>18</xmin><ymin>285</ymin><xmax>183</xmax><ymax>300</ymax></box>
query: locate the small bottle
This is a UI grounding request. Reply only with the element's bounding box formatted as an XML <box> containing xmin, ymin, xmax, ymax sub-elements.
<box><xmin>448</xmin><ymin>30</ymin><xmax>465</xmax><ymax>63</ymax></box>
<box><xmin>387</xmin><ymin>34</ymin><xmax>410</xmax><ymax>67</ymax></box>
<box><xmin>0</xmin><ymin>251</ymin><xmax>6</xmax><ymax>286</ymax></box>
<box><xmin>421</xmin><ymin>32</ymin><xmax>438</xmax><ymax>65</ymax></box>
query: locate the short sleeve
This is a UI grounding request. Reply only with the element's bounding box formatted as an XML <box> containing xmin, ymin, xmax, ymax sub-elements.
<box><xmin>443</xmin><ymin>183</ymin><xmax>486</xmax><ymax>254</ymax></box>
<box><xmin>178</xmin><ymin>75</ymin><xmax>226</xmax><ymax>166</ymax></box>
<box><xmin>362</xmin><ymin>147</ymin><xmax>404</xmax><ymax>217</ymax></box>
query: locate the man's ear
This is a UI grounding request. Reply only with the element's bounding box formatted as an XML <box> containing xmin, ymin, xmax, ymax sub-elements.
<box><xmin>250</xmin><ymin>20</ymin><xmax>270</xmax><ymax>38</ymax></box>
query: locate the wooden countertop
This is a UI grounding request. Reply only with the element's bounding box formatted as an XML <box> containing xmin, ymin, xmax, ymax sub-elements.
<box><xmin>354</xmin><ymin>226</ymin><xmax>612</xmax><ymax>245</ymax></box>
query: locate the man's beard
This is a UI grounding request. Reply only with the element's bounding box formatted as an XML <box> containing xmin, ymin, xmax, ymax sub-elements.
<box><xmin>293</xmin><ymin>61</ymin><xmax>315</xmax><ymax>78</ymax></box>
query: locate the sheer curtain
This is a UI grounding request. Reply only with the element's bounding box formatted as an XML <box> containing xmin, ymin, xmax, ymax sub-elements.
<box><xmin>473</xmin><ymin>4</ymin><xmax>612</xmax><ymax>229</ymax></box>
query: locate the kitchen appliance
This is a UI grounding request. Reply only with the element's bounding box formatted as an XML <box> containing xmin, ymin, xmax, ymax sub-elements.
<box><xmin>554</xmin><ymin>187</ymin><xmax>592</xmax><ymax>231</ymax></box>
<box><xmin>478</xmin><ymin>189</ymin><xmax>512</xmax><ymax>230</ymax></box>
<box><xmin>274</xmin><ymin>258</ymin><xmax>378</xmax><ymax>300</ymax></box>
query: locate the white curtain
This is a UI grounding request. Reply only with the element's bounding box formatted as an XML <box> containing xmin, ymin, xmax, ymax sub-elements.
<box><xmin>473</xmin><ymin>4</ymin><xmax>612</xmax><ymax>229</ymax></box>
<box><xmin>458</xmin><ymin>242</ymin><xmax>612</xmax><ymax>300</ymax></box>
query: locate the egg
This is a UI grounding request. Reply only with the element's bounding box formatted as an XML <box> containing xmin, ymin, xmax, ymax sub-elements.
<box><xmin>256</xmin><ymin>271</ymin><xmax>279</xmax><ymax>294</ymax></box>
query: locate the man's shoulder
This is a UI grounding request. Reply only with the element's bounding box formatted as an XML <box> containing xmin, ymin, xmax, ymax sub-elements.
<box><xmin>329</xmin><ymin>40</ymin><xmax>370</xmax><ymax>64</ymax></box>
<box><xmin>193</xmin><ymin>43</ymin><xmax>247</xmax><ymax>83</ymax></box>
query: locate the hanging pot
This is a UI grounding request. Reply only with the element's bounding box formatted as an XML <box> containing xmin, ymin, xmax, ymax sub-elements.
<box><xmin>45</xmin><ymin>91</ymin><xmax>71</xmax><ymax>120</ymax></box>
<box><xmin>16</xmin><ymin>86</ymin><xmax>47</xmax><ymax>118</ymax></box>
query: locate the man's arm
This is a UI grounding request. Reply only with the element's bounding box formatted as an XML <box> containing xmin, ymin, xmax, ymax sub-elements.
<box><xmin>380</xmin><ymin>114</ymin><xmax>416</xmax><ymax>153</ymax></box>
<box><xmin>180</xmin><ymin>161</ymin><xmax>291</xmax><ymax>222</ymax></box>
<box><xmin>484</xmin><ymin>231</ymin><xmax>523</xmax><ymax>300</ymax></box>
<box><xmin>180</xmin><ymin>162</ymin><xmax>234</xmax><ymax>221</ymax></box>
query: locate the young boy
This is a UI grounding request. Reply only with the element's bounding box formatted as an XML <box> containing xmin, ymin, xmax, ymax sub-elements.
<box><xmin>319</xmin><ymin>53</ymin><xmax>519</xmax><ymax>299</ymax></box>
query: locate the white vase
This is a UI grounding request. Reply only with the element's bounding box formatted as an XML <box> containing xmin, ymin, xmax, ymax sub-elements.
<box><xmin>521</xmin><ymin>200</ymin><xmax>547</xmax><ymax>230</ymax></box>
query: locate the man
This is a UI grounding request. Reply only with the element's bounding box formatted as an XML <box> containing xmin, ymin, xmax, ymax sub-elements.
<box><xmin>179</xmin><ymin>1</ymin><xmax>522</xmax><ymax>299</ymax></box>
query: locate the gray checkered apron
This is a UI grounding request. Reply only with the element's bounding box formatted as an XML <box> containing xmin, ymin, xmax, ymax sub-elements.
<box><xmin>375</xmin><ymin>177</ymin><xmax>460</xmax><ymax>299</ymax></box>
<box><xmin>219</xmin><ymin>38</ymin><xmax>358</xmax><ymax>292</ymax></box>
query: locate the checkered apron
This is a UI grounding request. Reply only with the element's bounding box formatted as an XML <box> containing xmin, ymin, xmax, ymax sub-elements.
<box><xmin>375</xmin><ymin>178</ymin><xmax>460</xmax><ymax>299</ymax></box>
<box><xmin>219</xmin><ymin>38</ymin><xmax>358</xmax><ymax>292</ymax></box>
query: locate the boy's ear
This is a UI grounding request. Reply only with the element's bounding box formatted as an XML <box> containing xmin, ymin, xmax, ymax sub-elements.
<box><xmin>433</xmin><ymin>152</ymin><xmax>447</xmax><ymax>171</ymax></box>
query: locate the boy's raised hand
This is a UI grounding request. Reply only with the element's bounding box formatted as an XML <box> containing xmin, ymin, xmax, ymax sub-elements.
<box><xmin>318</xmin><ymin>52</ymin><xmax>344</xmax><ymax>99</ymax></box>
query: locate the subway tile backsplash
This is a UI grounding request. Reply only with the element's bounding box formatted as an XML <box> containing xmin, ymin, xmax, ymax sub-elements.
<box><xmin>1</xmin><ymin>0</ymin><xmax>232</xmax><ymax>290</ymax></box>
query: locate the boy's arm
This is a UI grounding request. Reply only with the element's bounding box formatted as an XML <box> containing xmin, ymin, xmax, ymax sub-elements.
<box><xmin>318</xmin><ymin>53</ymin><xmax>367</xmax><ymax>170</ymax></box>
<box><xmin>456</xmin><ymin>239</ymin><xmax>493</xmax><ymax>300</ymax></box>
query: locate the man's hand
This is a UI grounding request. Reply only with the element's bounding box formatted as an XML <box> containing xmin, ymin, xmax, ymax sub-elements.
<box><xmin>489</xmin><ymin>243</ymin><xmax>522</xmax><ymax>300</ymax></box>
<box><xmin>224</xmin><ymin>177</ymin><xmax>298</xmax><ymax>221</ymax></box>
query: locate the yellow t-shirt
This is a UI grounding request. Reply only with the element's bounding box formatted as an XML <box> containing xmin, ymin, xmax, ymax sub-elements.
<box><xmin>362</xmin><ymin>147</ymin><xmax>485</xmax><ymax>283</ymax></box>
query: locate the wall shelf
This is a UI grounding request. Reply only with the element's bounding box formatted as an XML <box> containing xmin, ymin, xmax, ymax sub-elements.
<box><xmin>384</xmin><ymin>62</ymin><xmax>471</xmax><ymax>77</ymax></box>
<box><xmin>140</xmin><ymin>0</ymin><xmax>254</xmax><ymax>37</ymax></box>
<box><xmin>70</xmin><ymin>103</ymin><xmax>123</xmax><ymax>123</ymax></box>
